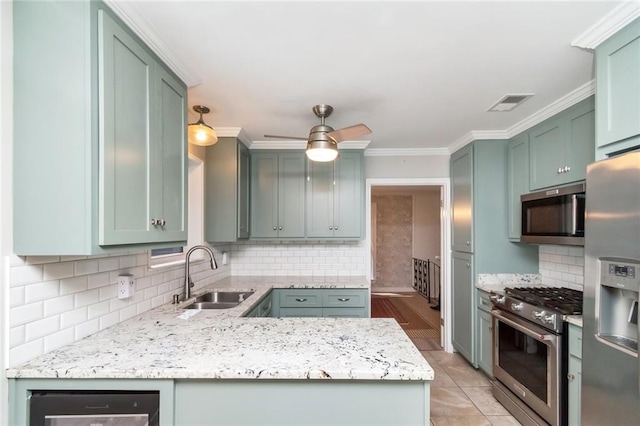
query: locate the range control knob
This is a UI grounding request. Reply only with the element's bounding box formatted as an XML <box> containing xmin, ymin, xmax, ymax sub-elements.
<box><xmin>542</xmin><ymin>315</ymin><xmax>555</xmax><ymax>325</ymax></box>
<box><xmin>490</xmin><ymin>295</ymin><xmax>506</xmax><ymax>305</ymax></box>
<box><xmin>532</xmin><ymin>310</ymin><xmax>546</xmax><ymax>320</ymax></box>
<box><xmin>511</xmin><ymin>302</ymin><xmax>524</xmax><ymax>312</ymax></box>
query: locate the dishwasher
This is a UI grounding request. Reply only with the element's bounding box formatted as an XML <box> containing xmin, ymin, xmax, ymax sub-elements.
<box><xmin>29</xmin><ymin>390</ymin><xmax>159</xmax><ymax>426</ymax></box>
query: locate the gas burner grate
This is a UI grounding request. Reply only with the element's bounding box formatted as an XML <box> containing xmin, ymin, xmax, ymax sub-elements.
<box><xmin>505</xmin><ymin>287</ymin><xmax>583</xmax><ymax>315</ymax></box>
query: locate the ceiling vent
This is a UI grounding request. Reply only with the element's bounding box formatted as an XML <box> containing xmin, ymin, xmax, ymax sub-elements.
<box><xmin>488</xmin><ymin>93</ymin><xmax>534</xmax><ymax>112</ymax></box>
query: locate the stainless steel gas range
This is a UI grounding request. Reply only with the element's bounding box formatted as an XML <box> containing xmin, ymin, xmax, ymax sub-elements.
<box><xmin>490</xmin><ymin>287</ymin><xmax>583</xmax><ymax>426</ymax></box>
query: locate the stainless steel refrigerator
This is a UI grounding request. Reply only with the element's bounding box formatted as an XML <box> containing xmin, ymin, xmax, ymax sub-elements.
<box><xmin>582</xmin><ymin>149</ymin><xmax>640</xmax><ymax>425</ymax></box>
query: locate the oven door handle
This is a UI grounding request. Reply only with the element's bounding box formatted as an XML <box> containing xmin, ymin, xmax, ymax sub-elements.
<box><xmin>491</xmin><ymin>309</ymin><xmax>557</xmax><ymax>344</ymax></box>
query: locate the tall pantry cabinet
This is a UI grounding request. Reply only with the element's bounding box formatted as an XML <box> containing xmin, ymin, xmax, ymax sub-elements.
<box><xmin>450</xmin><ymin>140</ymin><xmax>538</xmax><ymax>366</ymax></box>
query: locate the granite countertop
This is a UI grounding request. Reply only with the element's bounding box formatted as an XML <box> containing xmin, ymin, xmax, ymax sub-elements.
<box><xmin>476</xmin><ymin>273</ymin><xmax>543</xmax><ymax>293</ymax></box>
<box><xmin>6</xmin><ymin>276</ymin><xmax>434</xmax><ymax>382</ymax></box>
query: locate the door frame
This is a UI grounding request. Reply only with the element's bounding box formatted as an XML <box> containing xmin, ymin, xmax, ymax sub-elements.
<box><xmin>365</xmin><ymin>178</ymin><xmax>452</xmax><ymax>352</ymax></box>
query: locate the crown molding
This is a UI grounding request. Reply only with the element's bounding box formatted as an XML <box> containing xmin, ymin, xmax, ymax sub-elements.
<box><xmin>572</xmin><ymin>1</ymin><xmax>640</xmax><ymax>49</ymax></box>
<box><xmin>448</xmin><ymin>132</ymin><xmax>476</xmax><ymax>154</ymax></box>
<box><xmin>249</xmin><ymin>140</ymin><xmax>371</xmax><ymax>150</ymax></box>
<box><xmin>505</xmin><ymin>80</ymin><xmax>595</xmax><ymax>138</ymax></box>
<box><xmin>213</xmin><ymin>127</ymin><xmax>253</xmax><ymax>148</ymax></box>
<box><xmin>364</xmin><ymin>148</ymin><xmax>450</xmax><ymax>157</ymax></box>
<box><xmin>103</xmin><ymin>0</ymin><xmax>201</xmax><ymax>87</ymax></box>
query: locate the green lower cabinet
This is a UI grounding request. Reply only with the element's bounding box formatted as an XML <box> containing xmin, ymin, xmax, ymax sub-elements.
<box><xmin>244</xmin><ymin>291</ymin><xmax>274</xmax><ymax>317</ymax></box>
<box><xmin>272</xmin><ymin>289</ymin><xmax>368</xmax><ymax>318</ymax></box>
<box><xmin>174</xmin><ymin>380</ymin><xmax>430</xmax><ymax>426</ymax></box>
<box><xmin>568</xmin><ymin>323</ymin><xmax>582</xmax><ymax>426</ymax></box>
<box><xmin>476</xmin><ymin>291</ymin><xmax>493</xmax><ymax>377</ymax></box>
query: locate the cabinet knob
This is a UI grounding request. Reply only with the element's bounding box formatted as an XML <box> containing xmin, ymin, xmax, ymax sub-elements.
<box><xmin>564</xmin><ymin>166</ymin><xmax>571</xmax><ymax>172</ymax></box>
<box><xmin>558</xmin><ymin>167</ymin><xmax>563</xmax><ymax>174</ymax></box>
<box><xmin>279</xmin><ymin>226</ymin><xmax>283</xmax><ymax>230</ymax></box>
<box><xmin>466</xmin><ymin>241</ymin><xmax>470</xmax><ymax>246</ymax></box>
<box><xmin>158</xmin><ymin>219</ymin><xmax>166</xmax><ymax>227</ymax></box>
<box><xmin>273</xmin><ymin>226</ymin><xmax>277</xmax><ymax>231</ymax></box>
<box><xmin>329</xmin><ymin>226</ymin><xmax>333</xmax><ymax>230</ymax></box>
<box><xmin>567</xmin><ymin>373</ymin><xmax>575</xmax><ymax>381</ymax></box>
<box><xmin>334</xmin><ymin>225</ymin><xmax>338</xmax><ymax>230</ymax></box>
<box><xmin>466</xmin><ymin>263</ymin><xmax>471</xmax><ymax>268</ymax></box>
<box><xmin>151</xmin><ymin>218</ymin><xmax>157</xmax><ymax>226</ymax></box>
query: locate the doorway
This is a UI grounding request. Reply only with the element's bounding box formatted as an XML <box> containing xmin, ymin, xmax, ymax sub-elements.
<box><xmin>366</xmin><ymin>178</ymin><xmax>452</xmax><ymax>352</ymax></box>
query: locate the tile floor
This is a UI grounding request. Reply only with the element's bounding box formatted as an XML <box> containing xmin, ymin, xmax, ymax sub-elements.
<box><xmin>419</xmin><ymin>350</ymin><xmax>521</xmax><ymax>425</ymax></box>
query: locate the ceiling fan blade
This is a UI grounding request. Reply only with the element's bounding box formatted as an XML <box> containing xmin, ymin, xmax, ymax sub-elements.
<box><xmin>264</xmin><ymin>134</ymin><xmax>307</xmax><ymax>141</ymax></box>
<box><xmin>326</xmin><ymin>124</ymin><xmax>371</xmax><ymax>143</ymax></box>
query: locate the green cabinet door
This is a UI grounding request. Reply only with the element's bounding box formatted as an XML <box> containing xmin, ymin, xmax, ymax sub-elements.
<box><xmin>238</xmin><ymin>143</ymin><xmax>251</xmax><ymax>239</ymax></box>
<box><xmin>154</xmin><ymin>66</ymin><xmax>188</xmax><ymax>242</ymax></box>
<box><xmin>507</xmin><ymin>133</ymin><xmax>529</xmax><ymax>241</ymax></box>
<box><xmin>278</xmin><ymin>153</ymin><xmax>306</xmax><ymax>238</ymax></box>
<box><xmin>98</xmin><ymin>10</ymin><xmax>155</xmax><ymax>245</ymax></box>
<box><xmin>596</xmin><ymin>17</ymin><xmax>640</xmax><ymax>154</ymax></box>
<box><xmin>529</xmin><ymin>97</ymin><xmax>594</xmax><ymax>190</ymax></box>
<box><xmin>333</xmin><ymin>152</ymin><xmax>363</xmax><ymax>238</ymax></box>
<box><xmin>205</xmin><ymin>138</ymin><xmax>250</xmax><ymax>242</ymax></box>
<box><xmin>452</xmin><ymin>251</ymin><xmax>474</xmax><ymax>364</ymax></box>
<box><xmin>477</xmin><ymin>308</ymin><xmax>493</xmax><ymax>377</ymax></box>
<box><xmin>251</xmin><ymin>152</ymin><xmax>305</xmax><ymax>239</ymax></box>
<box><xmin>306</xmin><ymin>152</ymin><xmax>364</xmax><ymax>239</ymax></box>
<box><xmin>451</xmin><ymin>145</ymin><xmax>474</xmax><ymax>253</ymax></box>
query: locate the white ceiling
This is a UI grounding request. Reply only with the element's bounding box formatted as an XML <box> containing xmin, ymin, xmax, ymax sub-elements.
<box><xmin>110</xmin><ymin>1</ymin><xmax>632</xmax><ymax>153</ymax></box>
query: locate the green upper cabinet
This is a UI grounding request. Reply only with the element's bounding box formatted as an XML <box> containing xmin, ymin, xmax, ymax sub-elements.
<box><xmin>595</xmin><ymin>17</ymin><xmax>640</xmax><ymax>159</ymax></box>
<box><xmin>306</xmin><ymin>151</ymin><xmax>364</xmax><ymax>239</ymax></box>
<box><xmin>99</xmin><ymin>12</ymin><xmax>187</xmax><ymax>245</ymax></box>
<box><xmin>529</xmin><ymin>97</ymin><xmax>595</xmax><ymax>191</ymax></box>
<box><xmin>451</xmin><ymin>144</ymin><xmax>474</xmax><ymax>253</ymax></box>
<box><xmin>507</xmin><ymin>133</ymin><xmax>529</xmax><ymax>241</ymax></box>
<box><xmin>250</xmin><ymin>151</ymin><xmax>305</xmax><ymax>239</ymax></box>
<box><xmin>205</xmin><ymin>138</ymin><xmax>250</xmax><ymax>243</ymax></box>
<box><xmin>13</xmin><ymin>1</ymin><xmax>187</xmax><ymax>255</ymax></box>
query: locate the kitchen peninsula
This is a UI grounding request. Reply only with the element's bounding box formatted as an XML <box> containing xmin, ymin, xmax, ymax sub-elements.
<box><xmin>8</xmin><ymin>277</ymin><xmax>434</xmax><ymax>425</ymax></box>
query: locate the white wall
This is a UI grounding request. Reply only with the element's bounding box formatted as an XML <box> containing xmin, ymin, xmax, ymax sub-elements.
<box><xmin>412</xmin><ymin>191</ymin><xmax>441</xmax><ymax>262</ymax></box>
<box><xmin>365</xmin><ymin>155</ymin><xmax>449</xmax><ymax>179</ymax></box>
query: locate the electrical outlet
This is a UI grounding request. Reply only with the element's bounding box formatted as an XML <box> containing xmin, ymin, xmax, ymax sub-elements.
<box><xmin>118</xmin><ymin>274</ymin><xmax>135</xmax><ymax>299</ymax></box>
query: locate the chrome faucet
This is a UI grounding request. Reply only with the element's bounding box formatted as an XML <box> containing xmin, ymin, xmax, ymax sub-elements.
<box><xmin>184</xmin><ymin>245</ymin><xmax>218</xmax><ymax>301</ymax></box>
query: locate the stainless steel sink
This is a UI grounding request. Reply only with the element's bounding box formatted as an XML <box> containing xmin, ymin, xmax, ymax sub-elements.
<box><xmin>183</xmin><ymin>291</ymin><xmax>255</xmax><ymax>310</ymax></box>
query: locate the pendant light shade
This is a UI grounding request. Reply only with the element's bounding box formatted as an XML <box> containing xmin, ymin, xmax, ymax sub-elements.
<box><xmin>188</xmin><ymin>105</ymin><xmax>218</xmax><ymax>146</ymax></box>
<box><xmin>306</xmin><ymin>140</ymin><xmax>338</xmax><ymax>162</ymax></box>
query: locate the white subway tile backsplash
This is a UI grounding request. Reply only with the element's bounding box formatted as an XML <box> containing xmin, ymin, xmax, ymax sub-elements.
<box><xmin>60</xmin><ymin>307</ymin><xmax>88</xmax><ymax>329</ymax></box>
<box><xmin>26</xmin><ymin>316</ymin><xmax>60</xmax><ymax>341</ymax></box>
<box><xmin>60</xmin><ymin>276</ymin><xmax>88</xmax><ymax>295</ymax></box>
<box><xmin>25</xmin><ymin>280</ymin><xmax>60</xmax><ymax>303</ymax></box>
<box><xmin>44</xmin><ymin>328</ymin><xmax>75</xmax><ymax>353</ymax></box>
<box><xmin>43</xmin><ymin>262</ymin><xmax>75</xmax><ymax>280</ymax></box>
<box><xmin>10</xmin><ymin>326</ymin><xmax>25</xmax><ymax>347</ymax></box>
<box><xmin>88</xmin><ymin>301</ymin><xmax>111</xmax><ymax>320</ymax></box>
<box><xmin>11</xmin><ymin>264</ymin><xmax>44</xmax><ymax>286</ymax></box>
<box><xmin>10</xmin><ymin>302</ymin><xmax>44</xmax><ymax>327</ymax></box>
<box><xmin>98</xmin><ymin>257</ymin><xmax>120</xmax><ymax>272</ymax></box>
<box><xmin>44</xmin><ymin>295</ymin><xmax>75</xmax><ymax>317</ymax></box>
<box><xmin>75</xmin><ymin>319</ymin><xmax>100</xmax><ymax>341</ymax></box>
<box><xmin>539</xmin><ymin>245</ymin><xmax>584</xmax><ymax>290</ymax></box>
<box><xmin>99</xmin><ymin>284</ymin><xmax>118</xmax><ymax>301</ymax></box>
<box><xmin>74</xmin><ymin>259</ymin><xmax>99</xmax><ymax>276</ymax></box>
<box><xmin>99</xmin><ymin>312</ymin><xmax>120</xmax><ymax>331</ymax></box>
<box><xmin>10</xmin><ymin>340</ymin><xmax>44</xmax><ymax>366</ymax></box>
<box><xmin>10</xmin><ymin>287</ymin><xmax>25</xmax><ymax>308</ymax></box>
<box><xmin>88</xmin><ymin>272</ymin><xmax>110</xmax><ymax>289</ymax></box>
<box><xmin>74</xmin><ymin>289</ymin><xmax>100</xmax><ymax>308</ymax></box>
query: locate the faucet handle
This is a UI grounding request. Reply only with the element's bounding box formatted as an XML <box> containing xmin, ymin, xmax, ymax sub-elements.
<box><xmin>188</xmin><ymin>276</ymin><xmax>194</xmax><ymax>288</ymax></box>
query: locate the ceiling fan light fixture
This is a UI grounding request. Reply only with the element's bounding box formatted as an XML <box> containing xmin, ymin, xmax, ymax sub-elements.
<box><xmin>188</xmin><ymin>105</ymin><xmax>218</xmax><ymax>146</ymax></box>
<box><xmin>306</xmin><ymin>140</ymin><xmax>338</xmax><ymax>162</ymax></box>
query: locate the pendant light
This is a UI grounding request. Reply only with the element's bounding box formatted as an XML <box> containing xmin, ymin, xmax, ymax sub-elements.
<box><xmin>188</xmin><ymin>105</ymin><xmax>218</xmax><ymax>146</ymax></box>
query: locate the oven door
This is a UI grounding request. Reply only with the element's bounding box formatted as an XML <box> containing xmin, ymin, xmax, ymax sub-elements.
<box><xmin>492</xmin><ymin>309</ymin><xmax>561</xmax><ymax>426</ymax></box>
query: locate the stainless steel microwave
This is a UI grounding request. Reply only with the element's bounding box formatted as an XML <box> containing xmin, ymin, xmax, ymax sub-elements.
<box><xmin>521</xmin><ymin>182</ymin><xmax>586</xmax><ymax>246</ymax></box>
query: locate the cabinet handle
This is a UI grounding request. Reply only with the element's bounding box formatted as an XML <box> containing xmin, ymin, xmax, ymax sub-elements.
<box><xmin>567</xmin><ymin>373</ymin><xmax>575</xmax><ymax>381</ymax></box>
<box><xmin>295</xmin><ymin>298</ymin><xmax>307</xmax><ymax>302</ymax></box>
<box><xmin>338</xmin><ymin>298</ymin><xmax>350</xmax><ymax>302</ymax></box>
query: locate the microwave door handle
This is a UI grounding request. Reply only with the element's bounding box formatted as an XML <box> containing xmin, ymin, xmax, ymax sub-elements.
<box><xmin>571</xmin><ymin>194</ymin><xmax>578</xmax><ymax>235</ymax></box>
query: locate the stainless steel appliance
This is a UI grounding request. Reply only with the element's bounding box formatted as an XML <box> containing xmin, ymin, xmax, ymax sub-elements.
<box><xmin>521</xmin><ymin>182</ymin><xmax>586</xmax><ymax>246</ymax></box>
<box><xmin>491</xmin><ymin>287</ymin><xmax>583</xmax><ymax>426</ymax></box>
<box><xmin>29</xmin><ymin>390</ymin><xmax>159</xmax><ymax>426</ymax></box>
<box><xmin>582</xmin><ymin>149</ymin><xmax>640</xmax><ymax>425</ymax></box>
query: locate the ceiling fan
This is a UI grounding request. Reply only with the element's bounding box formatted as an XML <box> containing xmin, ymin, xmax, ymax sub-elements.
<box><xmin>264</xmin><ymin>104</ymin><xmax>371</xmax><ymax>162</ymax></box>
